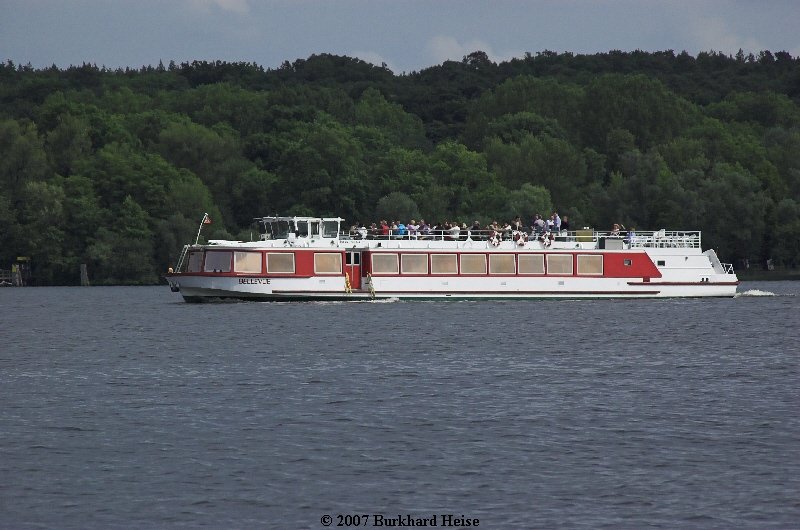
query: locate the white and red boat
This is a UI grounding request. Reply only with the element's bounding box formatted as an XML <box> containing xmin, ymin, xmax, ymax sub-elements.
<box><xmin>164</xmin><ymin>215</ymin><xmax>739</xmax><ymax>302</ymax></box>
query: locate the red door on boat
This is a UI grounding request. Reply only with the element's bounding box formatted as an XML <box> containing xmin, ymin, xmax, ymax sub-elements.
<box><xmin>346</xmin><ymin>251</ymin><xmax>361</xmax><ymax>289</ymax></box>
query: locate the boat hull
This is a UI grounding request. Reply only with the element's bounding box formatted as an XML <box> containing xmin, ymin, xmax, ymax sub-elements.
<box><xmin>166</xmin><ymin>274</ymin><xmax>738</xmax><ymax>302</ymax></box>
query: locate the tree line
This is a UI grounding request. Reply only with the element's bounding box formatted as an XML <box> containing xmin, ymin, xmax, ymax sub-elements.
<box><xmin>0</xmin><ymin>49</ymin><xmax>799</xmax><ymax>284</ymax></box>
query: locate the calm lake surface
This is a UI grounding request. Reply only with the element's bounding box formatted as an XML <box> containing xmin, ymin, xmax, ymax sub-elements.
<box><xmin>1</xmin><ymin>282</ymin><xmax>798</xmax><ymax>529</ymax></box>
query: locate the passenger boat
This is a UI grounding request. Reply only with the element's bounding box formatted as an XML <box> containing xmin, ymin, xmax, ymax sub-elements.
<box><xmin>164</xmin><ymin>215</ymin><xmax>739</xmax><ymax>302</ymax></box>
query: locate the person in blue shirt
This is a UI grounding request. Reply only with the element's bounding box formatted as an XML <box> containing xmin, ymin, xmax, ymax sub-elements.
<box><xmin>396</xmin><ymin>221</ymin><xmax>407</xmax><ymax>238</ymax></box>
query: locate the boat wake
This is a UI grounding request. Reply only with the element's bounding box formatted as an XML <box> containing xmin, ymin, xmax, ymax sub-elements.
<box><xmin>369</xmin><ymin>297</ymin><xmax>400</xmax><ymax>303</ymax></box>
<box><xmin>735</xmin><ymin>289</ymin><xmax>776</xmax><ymax>297</ymax></box>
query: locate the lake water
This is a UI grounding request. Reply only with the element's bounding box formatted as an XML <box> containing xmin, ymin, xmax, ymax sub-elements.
<box><xmin>1</xmin><ymin>282</ymin><xmax>798</xmax><ymax>528</ymax></box>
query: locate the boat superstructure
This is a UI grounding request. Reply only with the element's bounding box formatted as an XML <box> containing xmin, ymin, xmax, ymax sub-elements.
<box><xmin>164</xmin><ymin>215</ymin><xmax>738</xmax><ymax>302</ymax></box>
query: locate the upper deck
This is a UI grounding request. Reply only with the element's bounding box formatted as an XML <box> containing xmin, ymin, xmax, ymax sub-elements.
<box><xmin>209</xmin><ymin>216</ymin><xmax>703</xmax><ymax>252</ymax></box>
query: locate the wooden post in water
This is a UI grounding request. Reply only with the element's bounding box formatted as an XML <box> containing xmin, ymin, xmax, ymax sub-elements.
<box><xmin>80</xmin><ymin>264</ymin><xmax>90</xmax><ymax>286</ymax></box>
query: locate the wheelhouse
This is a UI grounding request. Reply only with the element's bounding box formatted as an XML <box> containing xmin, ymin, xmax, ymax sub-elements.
<box><xmin>256</xmin><ymin>216</ymin><xmax>344</xmax><ymax>241</ymax></box>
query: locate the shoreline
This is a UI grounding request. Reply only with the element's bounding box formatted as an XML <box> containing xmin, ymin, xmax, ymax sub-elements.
<box><xmin>737</xmin><ymin>270</ymin><xmax>800</xmax><ymax>281</ymax></box>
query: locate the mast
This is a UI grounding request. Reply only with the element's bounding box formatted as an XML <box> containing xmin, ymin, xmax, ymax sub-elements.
<box><xmin>195</xmin><ymin>212</ymin><xmax>210</xmax><ymax>245</ymax></box>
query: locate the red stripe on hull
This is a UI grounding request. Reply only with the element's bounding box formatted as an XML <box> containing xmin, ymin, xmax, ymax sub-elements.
<box><xmin>627</xmin><ymin>281</ymin><xmax>740</xmax><ymax>286</ymax></box>
<box><xmin>273</xmin><ymin>290</ymin><xmax>662</xmax><ymax>296</ymax></box>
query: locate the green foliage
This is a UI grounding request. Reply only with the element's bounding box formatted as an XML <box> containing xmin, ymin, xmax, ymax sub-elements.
<box><xmin>1</xmin><ymin>50</ymin><xmax>799</xmax><ymax>284</ymax></box>
<box><xmin>355</xmin><ymin>88</ymin><xmax>427</xmax><ymax>148</ymax></box>
<box><xmin>375</xmin><ymin>191</ymin><xmax>421</xmax><ymax>222</ymax></box>
<box><xmin>0</xmin><ymin>119</ymin><xmax>49</xmax><ymax>203</ymax></box>
<box><xmin>501</xmin><ymin>183</ymin><xmax>553</xmax><ymax>222</ymax></box>
<box><xmin>88</xmin><ymin>196</ymin><xmax>157</xmax><ymax>284</ymax></box>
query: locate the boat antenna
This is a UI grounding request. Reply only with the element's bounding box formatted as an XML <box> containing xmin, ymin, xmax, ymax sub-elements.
<box><xmin>195</xmin><ymin>212</ymin><xmax>211</xmax><ymax>245</ymax></box>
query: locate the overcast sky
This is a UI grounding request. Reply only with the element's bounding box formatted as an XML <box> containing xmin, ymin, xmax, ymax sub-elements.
<box><xmin>2</xmin><ymin>0</ymin><xmax>799</xmax><ymax>74</ymax></box>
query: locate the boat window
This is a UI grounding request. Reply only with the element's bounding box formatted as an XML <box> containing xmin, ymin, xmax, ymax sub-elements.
<box><xmin>489</xmin><ymin>254</ymin><xmax>515</xmax><ymax>274</ymax></box>
<box><xmin>431</xmin><ymin>254</ymin><xmax>457</xmax><ymax>274</ymax></box>
<box><xmin>518</xmin><ymin>254</ymin><xmax>545</xmax><ymax>274</ymax></box>
<box><xmin>234</xmin><ymin>251</ymin><xmax>262</xmax><ymax>273</ymax></box>
<box><xmin>372</xmin><ymin>253</ymin><xmax>399</xmax><ymax>274</ymax></box>
<box><xmin>315</xmin><ymin>253</ymin><xmax>342</xmax><ymax>274</ymax></box>
<box><xmin>267</xmin><ymin>252</ymin><xmax>295</xmax><ymax>273</ymax></box>
<box><xmin>204</xmin><ymin>251</ymin><xmax>232</xmax><ymax>272</ymax></box>
<box><xmin>275</xmin><ymin>221</ymin><xmax>291</xmax><ymax>239</ymax></box>
<box><xmin>310</xmin><ymin>221</ymin><xmax>320</xmax><ymax>236</ymax></box>
<box><xmin>186</xmin><ymin>251</ymin><xmax>203</xmax><ymax>272</ymax></box>
<box><xmin>546</xmin><ymin>254</ymin><xmax>573</xmax><ymax>275</ymax></box>
<box><xmin>577</xmin><ymin>255</ymin><xmax>603</xmax><ymax>275</ymax></box>
<box><xmin>261</xmin><ymin>220</ymin><xmax>292</xmax><ymax>240</ymax></box>
<box><xmin>322</xmin><ymin>221</ymin><xmax>339</xmax><ymax>238</ymax></box>
<box><xmin>460</xmin><ymin>254</ymin><xmax>486</xmax><ymax>274</ymax></box>
<box><xmin>401</xmin><ymin>254</ymin><xmax>428</xmax><ymax>274</ymax></box>
<box><xmin>656</xmin><ymin>260</ymin><xmax>664</xmax><ymax>266</ymax></box>
<box><xmin>295</xmin><ymin>220</ymin><xmax>309</xmax><ymax>237</ymax></box>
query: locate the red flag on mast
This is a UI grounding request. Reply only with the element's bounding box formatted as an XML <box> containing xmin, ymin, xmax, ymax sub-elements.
<box><xmin>203</xmin><ymin>215</ymin><xmax>212</xmax><ymax>225</ymax></box>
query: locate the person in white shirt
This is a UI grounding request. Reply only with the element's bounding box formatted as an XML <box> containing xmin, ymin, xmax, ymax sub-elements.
<box><xmin>449</xmin><ymin>222</ymin><xmax>460</xmax><ymax>240</ymax></box>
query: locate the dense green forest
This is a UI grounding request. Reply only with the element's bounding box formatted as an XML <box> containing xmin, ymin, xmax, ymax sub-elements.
<box><xmin>1</xmin><ymin>49</ymin><xmax>799</xmax><ymax>284</ymax></box>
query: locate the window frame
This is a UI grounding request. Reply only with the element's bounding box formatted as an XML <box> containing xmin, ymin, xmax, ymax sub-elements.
<box><xmin>546</xmin><ymin>254</ymin><xmax>574</xmax><ymax>275</ymax></box>
<box><xmin>460</xmin><ymin>254</ymin><xmax>487</xmax><ymax>275</ymax></box>
<box><xmin>489</xmin><ymin>254</ymin><xmax>516</xmax><ymax>275</ymax></box>
<box><xmin>314</xmin><ymin>252</ymin><xmax>343</xmax><ymax>274</ymax></box>
<box><xmin>234</xmin><ymin>251</ymin><xmax>263</xmax><ymax>274</ymax></box>
<box><xmin>577</xmin><ymin>254</ymin><xmax>603</xmax><ymax>276</ymax></box>
<box><xmin>203</xmin><ymin>250</ymin><xmax>232</xmax><ymax>273</ymax></box>
<box><xmin>371</xmin><ymin>253</ymin><xmax>399</xmax><ymax>275</ymax></box>
<box><xmin>186</xmin><ymin>251</ymin><xmax>203</xmax><ymax>273</ymax></box>
<box><xmin>430</xmin><ymin>254</ymin><xmax>458</xmax><ymax>275</ymax></box>
<box><xmin>401</xmin><ymin>253</ymin><xmax>429</xmax><ymax>274</ymax></box>
<box><xmin>517</xmin><ymin>254</ymin><xmax>545</xmax><ymax>275</ymax></box>
<box><xmin>266</xmin><ymin>252</ymin><xmax>295</xmax><ymax>274</ymax></box>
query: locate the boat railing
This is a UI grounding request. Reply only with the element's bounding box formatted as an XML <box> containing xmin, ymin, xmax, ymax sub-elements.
<box><xmin>174</xmin><ymin>244</ymin><xmax>190</xmax><ymax>272</ymax></box>
<box><xmin>343</xmin><ymin>228</ymin><xmax>519</xmax><ymax>242</ymax></box>
<box><xmin>341</xmin><ymin>229</ymin><xmax>703</xmax><ymax>248</ymax></box>
<box><xmin>624</xmin><ymin>230</ymin><xmax>702</xmax><ymax>248</ymax></box>
<box><xmin>721</xmin><ymin>262</ymin><xmax>735</xmax><ymax>274</ymax></box>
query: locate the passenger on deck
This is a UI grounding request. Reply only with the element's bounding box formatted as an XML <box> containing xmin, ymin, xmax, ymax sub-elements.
<box><xmin>610</xmin><ymin>223</ymin><xmax>624</xmax><ymax>236</ymax></box>
<box><xmin>380</xmin><ymin>220</ymin><xmax>390</xmax><ymax>237</ymax></box>
<box><xmin>502</xmin><ymin>222</ymin><xmax>513</xmax><ymax>239</ymax></box>
<box><xmin>560</xmin><ymin>215</ymin><xmax>570</xmax><ymax>233</ymax></box>
<box><xmin>554</xmin><ymin>211</ymin><xmax>561</xmax><ymax>232</ymax></box>
<box><xmin>419</xmin><ymin>220</ymin><xmax>431</xmax><ymax>239</ymax></box>
<box><xmin>396</xmin><ymin>221</ymin><xmax>407</xmax><ymax>238</ymax></box>
<box><xmin>449</xmin><ymin>222</ymin><xmax>460</xmax><ymax>240</ymax></box>
<box><xmin>533</xmin><ymin>214</ymin><xmax>546</xmax><ymax>235</ymax></box>
<box><xmin>431</xmin><ymin>222</ymin><xmax>442</xmax><ymax>239</ymax></box>
<box><xmin>407</xmin><ymin>219</ymin><xmax>419</xmax><ymax>239</ymax></box>
<box><xmin>471</xmin><ymin>220</ymin><xmax>482</xmax><ymax>240</ymax></box>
